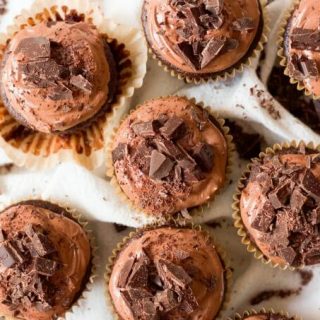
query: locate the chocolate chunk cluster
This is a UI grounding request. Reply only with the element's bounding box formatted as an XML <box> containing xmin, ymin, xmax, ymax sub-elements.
<box><xmin>117</xmin><ymin>248</ymin><xmax>214</xmax><ymax>319</ymax></box>
<box><xmin>0</xmin><ymin>224</ymin><xmax>60</xmax><ymax>315</ymax></box>
<box><xmin>248</xmin><ymin>148</ymin><xmax>320</xmax><ymax>266</ymax></box>
<box><xmin>14</xmin><ymin>27</ymin><xmax>93</xmax><ymax>101</ymax></box>
<box><xmin>157</xmin><ymin>0</ymin><xmax>255</xmax><ymax>70</ymax></box>
<box><xmin>112</xmin><ymin>109</ymin><xmax>215</xmax><ymax>185</ymax></box>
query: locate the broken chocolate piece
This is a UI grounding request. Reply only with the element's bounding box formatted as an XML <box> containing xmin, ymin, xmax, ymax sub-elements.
<box><xmin>155</xmin><ymin>289</ymin><xmax>179</xmax><ymax>312</ymax></box>
<box><xmin>290</xmin><ymin>188</ymin><xmax>307</xmax><ymax>212</ymax></box>
<box><xmin>268</xmin><ymin>180</ymin><xmax>292</xmax><ymax>209</ymax></box>
<box><xmin>311</xmin><ymin>207</ymin><xmax>320</xmax><ymax>225</ymax></box>
<box><xmin>290</xmin><ymin>28</ymin><xmax>320</xmax><ymax>52</ymax></box>
<box><xmin>178</xmin><ymin>158</ymin><xmax>197</xmax><ymax>172</ymax></box>
<box><xmin>70</xmin><ymin>75</ymin><xmax>93</xmax><ymax>94</ymax></box>
<box><xmin>301</xmin><ymin>169</ymin><xmax>320</xmax><ymax>199</ymax></box>
<box><xmin>160</xmin><ymin>116</ymin><xmax>186</xmax><ymax>140</ymax></box>
<box><xmin>278</xmin><ymin>247</ymin><xmax>296</xmax><ymax>265</ymax></box>
<box><xmin>179</xmin><ymin>287</ymin><xmax>199</xmax><ymax>314</ymax></box>
<box><xmin>0</xmin><ymin>229</ymin><xmax>5</xmax><ymax>242</ymax></box>
<box><xmin>33</xmin><ymin>257</ymin><xmax>58</xmax><ymax>276</ymax></box>
<box><xmin>300</xmin><ymin>57</ymin><xmax>319</xmax><ymax>78</ymax></box>
<box><xmin>132</xmin><ymin>121</ymin><xmax>157</xmax><ymax>138</ymax></box>
<box><xmin>117</xmin><ymin>257</ymin><xmax>135</xmax><ymax>288</ymax></box>
<box><xmin>127</xmin><ymin>259</ymin><xmax>148</xmax><ymax>288</ymax></box>
<box><xmin>149</xmin><ymin>150</ymin><xmax>174</xmax><ymax>180</ymax></box>
<box><xmin>15</xmin><ymin>37</ymin><xmax>50</xmax><ymax>62</ymax></box>
<box><xmin>251</xmin><ymin>198</ymin><xmax>275</xmax><ymax>232</ymax></box>
<box><xmin>154</xmin><ymin>137</ymin><xmax>182</xmax><ymax>158</ymax></box>
<box><xmin>0</xmin><ymin>243</ymin><xmax>18</xmax><ymax>268</ymax></box>
<box><xmin>174</xmin><ymin>165</ymin><xmax>183</xmax><ymax>181</ymax></box>
<box><xmin>141</xmin><ymin>299</ymin><xmax>159</xmax><ymax>319</ymax></box>
<box><xmin>192</xmin><ymin>143</ymin><xmax>214</xmax><ymax>171</ymax></box>
<box><xmin>48</xmin><ymin>84</ymin><xmax>73</xmax><ymax>101</ymax></box>
<box><xmin>112</xmin><ymin>143</ymin><xmax>128</xmax><ymax>163</ymax></box>
<box><xmin>204</xmin><ymin>0</ymin><xmax>224</xmax><ymax>15</ymax></box>
<box><xmin>176</xmin><ymin>42</ymin><xmax>200</xmax><ymax>70</ymax></box>
<box><xmin>201</xmin><ymin>37</ymin><xmax>226</xmax><ymax>69</ymax></box>
<box><xmin>126</xmin><ymin>288</ymin><xmax>153</xmax><ymax>300</ymax></box>
<box><xmin>232</xmin><ymin>17</ymin><xmax>255</xmax><ymax>31</ymax></box>
<box><xmin>23</xmin><ymin>59</ymin><xmax>64</xmax><ymax>81</ymax></box>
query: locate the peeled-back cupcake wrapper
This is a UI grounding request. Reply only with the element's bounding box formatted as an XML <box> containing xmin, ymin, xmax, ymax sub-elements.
<box><xmin>228</xmin><ymin>308</ymin><xmax>302</xmax><ymax>320</ymax></box>
<box><xmin>0</xmin><ymin>0</ymin><xmax>147</xmax><ymax>170</ymax></box>
<box><xmin>104</xmin><ymin>223</ymin><xmax>233</xmax><ymax>320</ymax></box>
<box><xmin>0</xmin><ymin>197</ymin><xmax>98</xmax><ymax>320</ymax></box>
<box><xmin>232</xmin><ymin>140</ymin><xmax>320</xmax><ymax>271</ymax></box>
<box><xmin>277</xmin><ymin>0</ymin><xmax>320</xmax><ymax>101</ymax></box>
<box><xmin>105</xmin><ymin>95</ymin><xmax>235</xmax><ymax>224</ymax></box>
<box><xmin>146</xmin><ymin>0</ymin><xmax>269</xmax><ymax>84</ymax></box>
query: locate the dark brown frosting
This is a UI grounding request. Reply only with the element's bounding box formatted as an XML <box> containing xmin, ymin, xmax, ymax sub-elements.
<box><xmin>109</xmin><ymin>227</ymin><xmax>225</xmax><ymax>320</ymax></box>
<box><xmin>142</xmin><ymin>0</ymin><xmax>261</xmax><ymax>76</ymax></box>
<box><xmin>112</xmin><ymin>96</ymin><xmax>228</xmax><ymax>216</ymax></box>
<box><xmin>285</xmin><ymin>0</ymin><xmax>320</xmax><ymax>97</ymax></box>
<box><xmin>0</xmin><ymin>202</ymin><xmax>91</xmax><ymax>320</ymax></box>
<box><xmin>240</xmin><ymin>146</ymin><xmax>320</xmax><ymax>267</ymax></box>
<box><xmin>1</xmin><ymin>21</ymin><xmax>113</xmax><ymax>133</ymax></box>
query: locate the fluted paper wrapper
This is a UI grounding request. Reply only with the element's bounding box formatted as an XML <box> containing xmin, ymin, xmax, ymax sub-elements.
<box><xmin>0</xmin><ymin>0</ymin><xmax>147</xmax><ymax>170</ymax></box>
<box><xmin>228</xmin><ymin>308</ymin><xmax>301</xmax><ymax>320</ymax></box>
<box><xmin>104</xmin><ymin>223</ymin><xmax>232</xmax><ymax>320</ymax></box>
<box><xmin>232</xmin><ymin>140</ymin><xmax>320</xmax><ymax>271</ymax></box>
<box><xmin>144</xmin><ymin>0</ymin><xmax>269</xmax><ymax>84</ymax></box>
<box><xmin>0</xmin><ymin>198</ymin><xmax>97</xmax><ymax>320</ymax></box>
<box><xmin>105</xmin><ymin>95</ymin><xmax>235</xmax><ymax>225</ymax></box>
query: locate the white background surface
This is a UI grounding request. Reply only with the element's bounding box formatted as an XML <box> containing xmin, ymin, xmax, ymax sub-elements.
<box><xmin>0</xmin><ymin>0</ymin><xmax>320</xmax><ymax>319</ymax></box>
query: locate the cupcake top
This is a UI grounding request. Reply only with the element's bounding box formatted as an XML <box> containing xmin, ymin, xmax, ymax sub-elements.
<box><xmin>111</xmin><ymin>96</ymin><xmax>228</xmax><ymax>216</ymax></box>
<box><xmin>285</xmin><ymin>0</ymin><xmax>320</xmax><ymax>97</ymax></box>
<box><xmin>242</xmin><ymin>313</ymin><xmax>295</xmax><ymax>320</ymax></box>
<box><xmin>142</xmin><ymin>0</ymin><xmax>261</xmax><ymax>76</ymax></box>
<box><xmin>1</xmin><ymin>20</ymin><xmax>114</xmax><ymax>134</ymax></box>
<box><xmin>240</xmin><ymin>146</ymin><xmax>320</xmax><ymax>267</ymax></box>
<box><xmin>0</xmin><ymin>201</ymin><xmax>91</xmax><ymax>320</ymax></box>
<box><xmin>108</xmin><ymin>227</ymin><xmax>225</xmax><ymax>320</ymax></box>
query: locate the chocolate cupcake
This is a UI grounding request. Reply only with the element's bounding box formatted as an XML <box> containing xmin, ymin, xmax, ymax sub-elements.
<box><xmin>107</xmin><ymin>226</ymin><xmax>227</xmax><ymax>320</ymax></box>
<box><xmin>142</xmin><ymin>0</ymin><xmax>265</xmax><ymax>82</ymax></box>
<box><xmin>232</xmin><ymin>310</ymin><xmax>297</xmax><ymax>320</ymax></box>
<box><xmin>236</xmin><ymin>142</ymin><xmax>320</xmax><ymax>268</ymax></box>
<box><xmin>110</xmin><ymin>96</ymin><xmax>230</xmax><ymax>217</ymax></box>
<box><xmin>0</xmin><ymin>20</ymin><xmax>117</xmax><ymax>134</ymax></box>
<box><xmin>281</xmin><ymin>0</ymin><xmax>320</xmax><ymax>99</ymax></box>
<box><xmin>0</xmin><ymin>200</ymin><xmax>92</xmax><ymax>320</ymax></box>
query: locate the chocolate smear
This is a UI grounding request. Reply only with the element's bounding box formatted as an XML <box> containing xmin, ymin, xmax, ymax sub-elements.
<box><xmin>15</xmin><ymin>37</ymin><xmax>50</xmax><ymax>62</ymax></box>
<box><xmin>149</xmin><ymin>150</ymin><xmax>174</xmax><ymax>180</ymax></box>
<box><xmin>70</xmin><ymin>75</ymin><xmax>93</xmax><ymax>94</ymax></box>
<box><xmin>192</xmin><ymin>143</ymin><xmax>214</xmax><ymax>171</ymax></box>
<box><xmin>160</xmin><ymin>116</ymin><xmax>186</xmax><ymax>140</ymax></box>
<box><xmin>201</xmin><ymin>37</ymin><xmax>226</xmax><ymax>69</ymax></box>
<box><xmin>132</xmin><ymin>121</ymin><xmax>157</xmax><ymax>138</ymax></box>
<box><xmin>112</xmin><ymin>143</ymin><xmax>128</xmax><ymax>163</ymax></box>
<box><xmin>232</xmin><ymin>17</ymin><xmax>255</xmax><ymax>31</ymax></box>
<box><xmin>33</xmin><ymin>257</ymin><xmax>58</xmax><ymax>276</ymax></box>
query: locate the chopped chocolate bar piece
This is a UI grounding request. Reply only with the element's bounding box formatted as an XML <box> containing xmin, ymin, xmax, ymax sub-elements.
<box><xmin>23</xmin><ymin>60</ymin><xmax>64</xmax><ymax>81</ymax></box>
<box><xmin>176</xmin><ymin>42</ymin><xmax>200</xmax><ymax>70</ymax></box>
<box><xmin>290</xmin><ymin>28</ymin><xmax>320</xmax><ymax>52</ymax></box>
<box><xmin>232</xmin><ymin>17</ymin><xmax>255</xmax><ymax>31</ymax></box>
<box><xmin>290</xmin><ymin>188</ymin><xmax>307</xmax><ymax>212</ymax></box>
<box><xmin>127</xmin><ymin>288</ymin><xmax>153</xmax><ymax>300</ymax></box>
<box><xmin>14</xmin><ymin>37</ymin><xmax>50</xmax><ymax>62</ymax></box>
<box><xmin>132</xmin><ymin>121</ymin><xmax>157</xmax><ymax>138</ymax></box>
<box><xmin>112</xmin><ymin>143</ymin><xmax>128</xmax><ymax>163</ymax></box>
<box><xmin>204</xmin><ymin>0</ymin><xmax>224</xmax><ymax>15</ymax></box>
<box><xmin>155</xmin><ymin>289</ymin><xmax>179</xmax><ymax>311</ymax></box>
<box><xmin>311</xmin><ymin>207</ymin><xmax>320</xmax><ymax>225</ymax></box>
<box><xmin>149</xmin><ymin>150</ymin><xmax>174</xmax><ymax>180</ymax></box>
<box><xmin>251</xmin><ymin>198</ymin><xmax>275</xmax><ymax>232</ymax></box>
<box><xmin>278</xmin><ymin>247</ymin><xmax>296</xmax><ymax>265</ymax></box>
<box><xmin>154</xmin><ymin>137</ymin><xmax>182</xmax><ymax>159</ymax></box>
<box><xmin>0</xmin><ymin>243</ymin><xmax>18</xmax><ymax>268</ymax></box>
<box><xmin>201</xmin><ymin>37</ymin><xmax>226</xmax><ymax>69</ymax></box>
<box><xmin>301</xmin><ymin>169</ymin><xmax>320</xmax><ymax>199</ymax></box>
<box><xmin>287</xmin><ymin>54</ymin><xmax>305</xmax><ymax>81</ymax></box>
<box><xmin>48</xmin><ymin>84</ymin><xmax>73</xmax><ymax>101</ymax></box>
<box><xmin>300</xmin><ymin>57</ymin><xmax>319</xmax><ymax>78</ymax></box>
<box><xmin>160</xmin><ymin>116</ymin><xmax>186</xmax><ymax>140</ymax></box>
<box><xmin>192</xmin><ymin>143</ymin><xmax>214</xmax><ymax>171</ymax></box>
<box><xmin>127</xmin><ymin>259</ymin><xmax>148</xmax><ymax>288</ymax></box>
<box><xmin>268</xmin><ymin>181</ymin><xmax>292</xmax><ymax>209</ymax></box>
<box><xmin>33</xmin><ymin>257</ymin><xmax>58</xmax><ymax>276</ymax></box>
<box><xmin>178</xmin><ymin>158</ymin><xmax>197</xmax><ymax>171</ymax></box>
<box><xmin>179</xmin><ymin>287</ymin><xmax>199</xmax><ymax>314</ymax></box>
<box><xmin>141</xmin><ymin>299</ymin><xmax>159</xmax><ymax>319</ymax></box>
<box><xmin>70</xmin><ymin>75</ymin><xmax>93</xmax><ymax>94</ymax></box>
<box><xmin>6</xmin><ymin>241</ymin><xmax>24</xmax><ymax>264</ymax></box>
<box><xmin>117</xmin><ymin>257</ymin><xmax>135</xmax><ymax>288</ymax></box>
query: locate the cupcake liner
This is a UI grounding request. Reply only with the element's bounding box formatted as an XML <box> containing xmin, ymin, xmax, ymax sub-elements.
<box><xmin>277</xmin><ymin>0</ymin><xmax>320</xmax><ymax>101</ymax></box>
<box><xmin>0</xmin><ymin>0</ymin><xmax>147</xmax><ymax>170</ymax></box>
<box><xmin>0</xmin><ymin>197</ymin><xmax>98</xmax><ymax>320</ymax></box>
<box><xmin>105</xmin><ymin>95</ymin><xmax>235</xmax><ymax>225</ymax></box>
<box><xmin>232</xmin><ymin>140</ymin><xmax>320</xmax><ymax>270</ymax></box>
<box><xmin>104</xmin><ymin>223</ymin><xmax>232</xmax><ymax>320</ymax></box>
<box><xmin>228</xmin><ymin>308</ymin><xmax>301</xmax><ymax>320</ymax></box>
<box><xmin>143</xmin><ymin>0</ymin><xmax>269</xmax><ymax>84</ymax></box>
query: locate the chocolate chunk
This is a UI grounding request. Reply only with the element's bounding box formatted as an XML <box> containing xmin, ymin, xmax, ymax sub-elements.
<box><xmin>311</xmin><ymin>207</ymin><xmax>320</xmax><ymax>225</ymax></box>
<box><xmin>6</xmin><ymin>241</ymin><xmax>24</xmax><ymax>264</ymax></box>
<box><xmin>0</xmin><ymin>229</ymin><xmax>4</xmax><ymax>242</ymax></box>
<box><xmin>268</xmin><ymin>180</ymin><xmax>292</xmax><ymax>209</ymax></box>
<box><xmin>120</xmin><ymin>291</ymin><xmax>134</xmax><ymax>315</ymax></box>
<box><xmin>287</xmin><ymin>54</ymin><xmax>305</xmax><ymax>81</ymax></box>
<box><xmin>201</xmin><ymin>37</ymin><xmax>226</xmax><ymax>69</ymax></box>
<box><xmin>288</xmin><ymin>54</ymin><xmax>319</xmax><ymax>80</ymax></box>
<box><xmin>272</xmin><ymin>213</ymin><xmax>289</xmax><ymax>248</ymax></box>
<box><xmin>15</xmin><ymin>37</ymin><xmax>50</xmax><ymax>62</ymax></box>
<box><xmin>157</xmin><ymin>259</ymin><xmax>192</xmax><ymax>288</ymax></box>
<box><xmin>155</xmin><ymin>289</ymin><xmax>179</xmax><ymax>312</ymax></box>
<box><xmin>179</xmin><ymin>287</ymin><xmax>199</xmax><ymax>314</ymax></box>
<box><xmin>127</xmin><ymin>259</ymin><xmax>148</xmax><ymax>288</ymax></box>
<box><xmin>290</xmin><ymin>28</ymin><xmax>320</xmax><ymax>52</ymax></box>
<box><xmin>176</xmin><ymin>42</ymin><xmax>200</xmax><ymax>70</ymax></box>
<box><xmin>278</xmin><ymin>247</ymin><xmax>296</xmax><ymax>265</ymax></box>
<box><xmin>112</xmin><ymin>143</ymin><xmax>128</xmax><ymax>163</ymax></box>
<box><xmin>160</xmin><ymin>116</ymin><xmax>186</xmax><ymax>140</ymax></box>
<box><xmin>300</xmin><ymin>57</ymin><xmax>319</xmax><ymax>78</ymax></box>
<box><xmin>131</xmin><ymin>140</ymin><xmax>153</xmax><ymax>174</ymax></box>
<box><xmin>251</xmin><ymin>198</ymin><xmax>275</xmax><ymax>232</ymax></box>
<box><xmin>141</xmin><ymin>299</ymin><xmax>159</xmax><ymax>319</ymax></box>
<box><xmin>154</xmin><ymin>137</ymin><xmax>182</xmax><ymax>158</ymax></box>
<box><xmin>199</xmin><ymin>14</ymin><xmax>223</xmax><ymax>29</ymax></box>
<box><xmin>178</xmin><ymin>158</ymin><xmax>197</xmax><ymax>172</ymax></box>
<box><xmin>149</xmin><ymin>150</ymin><xmax>174</xmax><ymax>180</ymax></box>
<box><xmin>23</xmin><ymin>60</ymin><xmax>64</xmax><ymax>81</ymax></box>
<box><xmin>0</xmin><ymin>243</ymin><xmax>18</xmax><ymax>268</ymax></box>
<box><xmin>204</xmin><ymin>0</ymin><xmax>224</xmax><ymax>15</ymax></box>
<box><xmin>301</xmin><ymin>169</ymin><xmax>320</xmax><ymax>199</ymax></box>
<box><xmin>290</xmin><ymin>188</ymin><xmax>307</xmax><ymax>212</ymax></box>
<box><xmin>70</xmin><ymin>75</ymin><xmax>93</xmax><ymax>94</ymax></box>
<box><xmin>232</xmin><ymin>17</ymin><xmax>255</xmax><ymax>31</ymax></box>
<box><xmin>48</xmin><ymin>84</ymin><xmax>73</xmax><ymax>101</ymax></box>
<box><xmin>131</xmin><ymin>121</ymin><xmax>157</xmax><ymax>138</ymax></box>
<box><xmin>192</xmin><ymin>143</ymin><xmax>214</xmax><ymax>171</ymax></box>
<box><xmin>127</xmin><ymin>288</ymin><xmax>153</xmax><ymax>301</ymax></box>
<box><xmin>33</xmin><ymin>257</ymin><xmax>57</xmax><ymax>276</ymax></box>
<box><xmin>117</xmin><ymin>257</ymin><xmax>135</xmax><ymax>288</ymax></box>
<box><xmin>174</xmin><ymin>165</ymin><xmax>183</xmax><ymax>181</ymax></box>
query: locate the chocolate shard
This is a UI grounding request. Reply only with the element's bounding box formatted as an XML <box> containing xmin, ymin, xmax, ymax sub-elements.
<box><xmin>160</xmin><ymin>116</ymin><xmax>186</xmax><ymax>140</ymax></box>
<box><xmin>112</xmin><ymin>143</ymin><xmax>128</xmax><ymax>163</ymax></box>
<box><xmin>131</xmin><ymin>121</ymin><xmax>157</xmax><ymax>138</ymax></box>
<box><xmin>300</xmin><ymin>57</ymin><xmax>319</xmax><ymax>78</ymax></box>
<box><xmin>33</xmin><ymin>257</ymin><xmax>58</xmax><ymax>276</ymax></box>
<box><xmin>201</xmin><ymin>37</ymin><xmax>226</xmax><ymax>69</ymax></box>
<box><xmin>117</xmin><ymin>257</ymin><xmax>135</xmax><ymax>288</ymax></box>
<box><xmin>126</xmin><ymin>288</ymin><xmax>153</xmax><ymax>300</ymax></box>
<box><xmin>178</xmin><ymin>158</ymin><xmax>197</xmax><ymax>172</ymax></box>
<box><xmin>251</xmin><ymin>198</ymin><xmax>275</xmax><ymax>232</ymax></box>
<box><xmin>0</xmin><ymin>229</ymin><xmax>5</xmax><ymax>242</ymax></box>
<box><xmin>183</xmin><ymin>168</ymin><xmax>205</xmax><ymax>183</ymax></box>
<box><xmin>70</xmin><ymin>75</ymin><xmax>93</xmax><ymax>94</ymax></box>
<box><xmin>149</xmin><ymin>150</ymin><xmax>174</xmax><ymax>180</ymax></box>
<box><xmin>154</xmin><ymin>137</ymin><xmax>182</xmax><ymax>159</ymax></box>
<box><xmin>311</xmin><ymin>207</ymin><xmax>320</xmax><ymax>225</ymax></box>
<box><xmin>179</xmin><ymin>287</ymin><xmax>199</xmax><ymax>314</ymax></box>
<box><xmin>6</xmin><ymin>241</ymin><xmax>25</xmax><ymax>264</ymax></box>
<box><xmin>48</xmin><ymin>84</ymin><xmax>73</xmax><ymax>101</ymax></box>
<box><xmin>290</xmin><ymin>188</ymin><xmax>307</xmax><ymax>212</ymax></box>
<box><xmin>0</xmin><ymin>242</ymin><xmax>19</xmax><ymax>268</ymax></box>
<box><xmin>176</xmin><ymin>41</ymin><xmax>200</xmax><ymax>70</ymax></box>
<box><xmin>141</xmin><ymin>299</ymin><xmax>159</xmax><ymax>319</ymax></box>
<box><xmin>15</xmin><ymin>37</ymin><xmax>50</xmax><ymax>61</ymax></box>
<box><xmin>278</xmin><ymin>247</ymin><xmax>297</xmax><ymax>265</ymax></box>
<box><xmin>232</xmin><ymin>17</ymin><xmax>255</xmax><ymax>31</ymax></box>
<box><xmin>301</xmin><ymin>169</ymin><xmax>320</xmax><ymax>199</ymax></box>
<box><xmin>126</xmin><ymin>259</ymin><xmax>149</xmax><ymax>288</ymax></box>
<box><xmin>192</xmin><ymin>143</ymin><xmax>214</xmax><ymax>171</ymax></box>
<box><xmin>131</xmin><ymin>140</ymin><xmax>153</xmax><ymax>174</ymax></box>
<box><xmin>157</xmin><ymin>259</ymin><xmax>192</xmax><ymax>288</ymax></box>
<box><xmin>199</xmin><ymin>14</ymin><xmax>223</xmax><ymax>29</ymax></box>
<box><xmin>204</xmin><ymin>0</ymin><xmax>224</xmax><ymax>15</ymax></box>
<box><xmin>290</xmin><ymin>27</ymin><xmax>320</xmax><ymax>52</ymax></box>
<box><xmin>23</xmin><ymin>59</ymin><xmax>64</xmax><ymax>81</ymax></box>
<box><xmin>155</xmin><ymin>289</ymin><xmax>179</xmax><ymax>312</ymax></box>
<box><xmin>267</xmin><ymin>180</ymin><xmax>292</xmax><ymax>209</ymax></box>
<box><xmin>174</xmin><ymin>165</ymin><xmax>183</xmax><ymax>181</ymax></box>
<box><xmin>287</xmin><ymin>54</ymin><xmax>305</xmax><ymax>81</ymax></box>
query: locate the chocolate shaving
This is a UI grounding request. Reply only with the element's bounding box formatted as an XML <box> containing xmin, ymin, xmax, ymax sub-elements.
<box><xmin>70</xmin><ymin>75</ymin><xmax>93</xmax><ymax>94</ymax></box>
<box><xmin>112</xmin><ymin>143</ymin><xmax>128</xmax><ymax>163</ymax></box>
<box><xmin>201</xmin><ymin>37</ymin><xmax>226</xmax><ymax>69</ymax></box>
<box><xmin>160</xmin><ymin>116</ymin><xmax>186</xmax><ymax>140</ymax></box>
<box><xmin>290</xmin><ymin>28</ymin><xmax>320</xmax><ymax>52</ymax></box>
<box><xmin>132</xmin><ymin>121</ymin><xmax>157</xmax><ymax>138</ymax></box>
<box><xmin>232</xmin><ymin>17</ymin><xmax>255</xmax><ymax>31</ymax></box>
<box><xmin>192</xmin><ymin>143</ymin><xmax>214</xmax><ymax>171</ymax></box>
<box><xmin>15</xmin><ymin>37</ymin><xmax>50</xmax><ymax>62</ymax></box>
